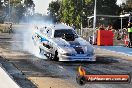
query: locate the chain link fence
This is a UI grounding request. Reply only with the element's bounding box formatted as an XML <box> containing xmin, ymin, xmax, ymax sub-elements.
<box><xmin>76</xmin><ymin>28</ymin><xmax>128</xmax><ymax>46</ymax></box>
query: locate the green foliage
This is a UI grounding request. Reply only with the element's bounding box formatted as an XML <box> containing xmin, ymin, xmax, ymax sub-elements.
<box><xmin>60</xmin><ymin>0</ymin><xmax>93</xmax><ymax>28</ymax></box>
<box><xmin>48</xmin><ymin>0</ymin><xmax>122</xmax><ymax>28</ymax></box>
<box><xmin>48</xmin><ymin>0</ymin><xmax>92</xmax><ymax>28</ymax></box>
<box><xmin>48</xmin><ymin>1</ymin><xmax>60</xmax><ymax>22</ymax></box>
<box><xmin>24</xmin><ymin>0</ymin><xmax>35</xmax><ymax>7</ymax></box>
<box><xmin>96</xmin><ymin>0</ymin><xmax>121</xmax><ymax>15</ymax></box>
<box><xmin>2</xmin><ymin>0</ymin><xmax>35</xmax><ymax>23</ymax></box>
<box><xmin>13</xmin><ymin>3</ymin><xmax>26</xmax><ymax>23</ymax></box>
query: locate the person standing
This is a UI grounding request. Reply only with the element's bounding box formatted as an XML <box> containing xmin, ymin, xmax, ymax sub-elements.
<box><xmin>127</xmin><ymin>21</ymin><xmax>132</xmax><ymax>47</ymax></box>
<box><xmin>99</xmin><ymin>24</ymin><xmax>105</xmax><ymax>30</ymax></box>
<box><xmin>9</xmin><ymin>23</ymin><xmax>13</xmax><ymax>34</ymax></box>
<box><xmin>106</xmin><ymin>25</ymin><xmax>113</xmax><ymax>30</ymax></box>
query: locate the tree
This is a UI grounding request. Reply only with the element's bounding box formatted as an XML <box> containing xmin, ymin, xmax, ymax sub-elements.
<box><xmin>48</xmin><ymin>1</ymin><xmax>60</xmax><ymax>22</ymax></box>
<box><xmin>24</xmin><ymin>0</ymin><xmax>35</xmax><ymax>14</ymax></box>
<box><xmin>0</xmin><ymin>0</ymin><xmax>5</xmax><ymax>23</ymax></box>
<box><xmin>3</xmin><ymin>0</ymin><xmax>25</xmax><ymax>22</ymax></box>
<box><xmin>60</xmin><ymin>0</ymin><xmax>92</xmax><ymax>28</ymax></box>
<box><xmin>24</xmin><ymin>0</ymin><xmax>34</xmax><ymax>7</ymax></box>
<box><xmin>4</xmin><ymin>0</ymin><xmax>35</xmax><ymax>23</ymax></box>
<box><xmin>13</xmin><ymin>3</ymin><xmax>26</xmax><ymax>23</ymax></box>
<box><xmin>48</xmin><ymin>0</ymin><xmax>121</xmax><ymax>28</ymax></box>
<box><xmin>96</xmin><ymin>0</ymin><xmax>121</xmax><ymax>15</ymax></box>
<box><xmin>121</xmin><ymin>0</ymin><xmax>132</xmax><ymax>13</ymax></box>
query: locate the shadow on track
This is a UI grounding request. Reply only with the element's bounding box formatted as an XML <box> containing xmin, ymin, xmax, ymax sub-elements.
<box><xmin>48</xmin><ymin>56</ymin><xmax>120</xmax><ymax>66</ymax></box>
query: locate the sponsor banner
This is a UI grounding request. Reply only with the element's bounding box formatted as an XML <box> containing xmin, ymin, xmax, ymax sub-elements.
<box><xmin>76</xmin><ymin>66</ymin><xmax>131</xmax><ymax>85</ymax></box>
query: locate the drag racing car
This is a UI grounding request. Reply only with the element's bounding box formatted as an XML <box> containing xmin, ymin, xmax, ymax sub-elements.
<box><xmin>32</xmin><ymin>24</ymin><xmax>96</xmax><ymax>61</ymax></box>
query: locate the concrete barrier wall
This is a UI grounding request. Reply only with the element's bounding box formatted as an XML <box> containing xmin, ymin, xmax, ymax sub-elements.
<box><xmin>0</xmin><ymin>64</ymin><xmax>20</xmax><ymax>88</ymax></box>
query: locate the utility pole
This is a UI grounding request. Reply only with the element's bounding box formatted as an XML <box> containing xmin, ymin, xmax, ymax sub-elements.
<box><xmin>92</xmin><ymin>0</ymin><xmax>97</xmax><ymax>44</ymax></box>
<box><xmin>8</xmin><ymin>0</ymin><xmax>10</xmax><ymax>22</ymax></box>
<box><xmin>80</xmin><ymin>0</ymin><xmax>84</xmax><ymax>35</ymax></box>
<box><xmin>81</xmin><ymin>0</ymin><xmax>83</xmax><ymax>30</ymax></box>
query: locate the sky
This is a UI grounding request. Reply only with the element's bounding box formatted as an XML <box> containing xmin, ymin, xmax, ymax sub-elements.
<box><xmin>33</xmin><ymin>0</ymin><xmax>55</xmax><ymax>14</ymax></box>
<box><xmin>33</xmin><ymin>0</ymin><xmax>127</xmax><ymax>14</ymax></box>
<box><xmin>116</xmin><ymin>0</ymin><xmax>127</xmax><ymax>6</ymax></box>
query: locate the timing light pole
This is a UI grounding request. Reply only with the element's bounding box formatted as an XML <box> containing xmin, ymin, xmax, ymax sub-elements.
<box><xmin>92</xmin><ymin>0</ymin><xmax>97</xmax><ymax>45</ymax></box>
<box><xmin>8</xmin><ymin>0</ymin><xmax>11</xmax><ymax>22</ymax></box>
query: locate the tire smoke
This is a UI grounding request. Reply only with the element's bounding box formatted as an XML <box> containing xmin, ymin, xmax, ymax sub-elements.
<box><xmin>12</xmin><ymin>22</ymin><xmax>53</xmax><ymax>59</ymax></box>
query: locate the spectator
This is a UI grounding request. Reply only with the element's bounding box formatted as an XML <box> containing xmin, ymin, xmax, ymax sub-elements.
<box><xmin>99</xmin><ymin>24</ymin><xmax>105</xmax><ymax>30</ymax></box>
<box><xmin>9</xmin><ymin>23</ymin><xmax>13</xmax><ymax>34</ymax></box>
<box><xmin>127</xmin><ymin>21</ymin><xmax>132</xmax><ymax>47</ymax></box>
<box><xmin>106</xmin><ymin>25</ymin><xmax>113</xmax><ymax>30</ymax></box>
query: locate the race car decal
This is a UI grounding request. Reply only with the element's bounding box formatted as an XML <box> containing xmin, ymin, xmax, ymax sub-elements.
<box><xmin>41</xmin><ymin>37</ymin><xmax>49</xmax><ymax>42</ymax></box>
<box><xmin>35</xmin><ymin>32</ymin><xmax>49</xmax><ymax>42</ymax></box>
<box><xmin>39</xmin><ymin>36</ymin><xmax>51</xmax><ymax>49</ymax></box>
<box><xmin>68</xmin><ymin>40</ymin><xmax>84</xmax><ymax>54</ymax></box>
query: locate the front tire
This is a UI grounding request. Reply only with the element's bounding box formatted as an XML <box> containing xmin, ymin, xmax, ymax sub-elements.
<box><xmin>53</xmin><ymin>51</ymin><xmax>59</xmax><ymax>61</ymax></box>
<box><xmin>39</xmin><ymin>48</ymin><xmax>42</xmax><ymax>53</ymax></box>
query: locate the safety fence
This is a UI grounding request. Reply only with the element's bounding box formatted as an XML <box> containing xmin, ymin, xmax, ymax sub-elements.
<box><xmin>76</xmin><ymin>28</ymin><xmax>128</xmax><ymax>46</ymax></box>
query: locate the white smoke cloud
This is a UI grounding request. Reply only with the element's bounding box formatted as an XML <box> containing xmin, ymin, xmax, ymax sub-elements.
<box><xmin>116</xmin><ymin>0</ymin><xmax>127</xmax><ymax>6</ymax></box>
<box><xmin>11</xmin><ymin>22</ymin><xmax>53</xmax><ymax>59</ymax></box>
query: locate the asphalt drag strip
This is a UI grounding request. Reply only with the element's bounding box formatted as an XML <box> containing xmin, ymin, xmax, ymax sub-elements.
<box><xmin>0</xmin><ymin>33</ymin><xmax>132</xmax><ymax>88</ymax></box>
<box><xmin>1</xmin><ymin>48</ymin><xmax>132</xmax><ymax>88</ymax></box>
<box><xmin>0</xmin><ymin>56</ymin><xmax>37</xmax><ymax>88</ymax></box>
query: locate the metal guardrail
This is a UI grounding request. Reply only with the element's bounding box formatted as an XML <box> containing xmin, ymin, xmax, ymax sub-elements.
<box><xmin>0</xmin><ymin>64</ymin><xmax>20</xmax><ymax>88</ymax></box>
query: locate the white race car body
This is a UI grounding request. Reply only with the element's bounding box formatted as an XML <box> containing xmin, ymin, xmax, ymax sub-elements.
<box><xmin>32</xmin><ymin>24</ymin><xmax>96</xmax><ymax>61</ymax></box>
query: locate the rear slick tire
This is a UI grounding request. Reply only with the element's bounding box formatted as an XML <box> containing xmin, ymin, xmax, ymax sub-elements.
<box><xmin>53</xmin><ymin>51</ymin><xmax>59</xmax><ymax>61</ymax></box>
